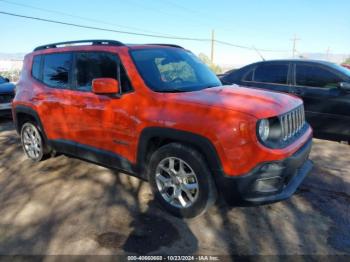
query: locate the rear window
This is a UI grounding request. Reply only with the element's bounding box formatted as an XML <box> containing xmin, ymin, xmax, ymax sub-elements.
<box><xmin>43</xmin><ymin>53</ymin><xmax>72</xmax><ymax>89</ymax></box>
<box><xmin>254</xmin><ymin>64</ymin><xmax>288</xmax><ymax>84</ymax></box>
<box><xmin>32</xmin><ymin>55</ymin><xmax>41</xmax><ymax>80</ymax></box>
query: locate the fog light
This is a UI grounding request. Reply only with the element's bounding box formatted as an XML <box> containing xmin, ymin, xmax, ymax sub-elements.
<box><xmin>254</xmin><ymin>176</ymin><xmax>283</xmax><ymax>193</ymax></box>
<box><xmin>259</xmin><ymin>163</ymin><xmax>284</xmax><ymax>174</ymax></box>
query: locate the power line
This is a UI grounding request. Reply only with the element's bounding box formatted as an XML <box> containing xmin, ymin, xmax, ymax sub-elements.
<box><xmin>124</xmin><ymin>0</ymin><xmax>222</xmax><ymax>31</ymax></box>
<box><xmin>0</xmin><ymin>10</ymin><xmax>210</xmax><ymax>41</ymax></box>
<box><xmin>162</xmin><ymin>0</ymin><xmax>209</xmax><ymax>17</ymax></box>
<box><xmin>0</xmin><ymin>0</ymin><xmax>174</xmax><ymax>36</ymax></box>
<box><xmin>160</xmin><ymin>0</ymin><xmax>247</xmax><ymax>35</ymax></box>
<box><xmin>0</xmin><ymin>10</ymin><xmax>288</xmax><ymax>53</ymax></box>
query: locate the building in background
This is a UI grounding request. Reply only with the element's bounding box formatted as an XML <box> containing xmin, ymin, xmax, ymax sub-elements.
<box><xmin>0</xmin><ymin>53</ymin><xmax>24</xmax><ymax>82</ymax></box>
<box><xmin>0</xmin><ymin>59</ymin><xmax>23</xmax><ymax>72</ymax></box>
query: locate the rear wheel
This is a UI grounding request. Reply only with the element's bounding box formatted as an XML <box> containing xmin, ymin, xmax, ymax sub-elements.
<box><xmin>20</xmin><ymin>122</ymin><xmax>49</xmax><ymax>162</ymax></box>
<box><xmin>148</xmin><ymin>143</ymin><xmax>217</xmax><ymax>218</ymax></box>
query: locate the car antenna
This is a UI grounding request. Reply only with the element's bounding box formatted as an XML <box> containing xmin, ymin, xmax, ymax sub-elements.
<box><xmin>252</xmin><ymin>46</ymin><xmax>265</xmax><ymax>61</ymax></box>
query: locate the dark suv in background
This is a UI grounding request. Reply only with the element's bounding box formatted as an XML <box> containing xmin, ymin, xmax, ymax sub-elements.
<box><xmin>220</xmin><ymin>60</ymin><xmax>350</xmax><ymax>143</ymax></box>
<box><xmin>0</xmin><ymin>75</ymin><xmax>15</xmax><ymax>117</ymax></box>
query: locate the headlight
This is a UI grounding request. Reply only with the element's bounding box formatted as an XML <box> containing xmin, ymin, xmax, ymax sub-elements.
<box><xmin>257</xmin><ymin>119</ymin><xmax>270</xmax><ymax>142</ymax></box>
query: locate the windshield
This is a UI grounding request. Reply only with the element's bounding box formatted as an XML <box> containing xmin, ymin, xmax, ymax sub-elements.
<box><xmin>329</xmin><ymin>63</ymin><xmax>350</xmax><ymax>78</ymax></box>
<box><xmin>0</xmin><ymin>76</ymin><xmax>5</xmax><ymax>84</ymax></box>
<box><xmin>130</xmin><ymin>48</ymin><xmax>221</xmax><ymax>92</ymax></box>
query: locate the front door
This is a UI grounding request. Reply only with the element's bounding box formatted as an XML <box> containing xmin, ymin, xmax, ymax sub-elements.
<box><xmin>291</xmin><ymin>62</ymin><xmax>350</xmax><ymax>140</ymax></box>
<box><xmin>68</xmin><ymin>51</ymin><xmax>137</xmax><ymax>164</ymax></box>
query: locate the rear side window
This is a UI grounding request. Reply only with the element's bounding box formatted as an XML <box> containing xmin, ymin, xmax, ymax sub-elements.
<box><xmin>254</xmin><ymin>64</ymin><xmax>288</xmax><ymax>84</ymax></box>
<box><xmin>296</xmin><ymin>64</ymin><xmax>342</xmax><ymax>88</ymax></box>
<box><xmin>32</xmin><ymin>55</ymin><xmax>42</xmax><ymax>80</ymax></box>
<box><xmin>43</xmin><ymin>53</ymin><xmax>72</xmax><ymax>89</ymax></box>
<box><xmin>243</xmin><ymin>69</ymin><xmax>254</xmax><ymax>81</ymax></box>
<box><xmin>76</xmin><ymin>52</ymin><xmax>119</xmax><ymax>92</ymax></box>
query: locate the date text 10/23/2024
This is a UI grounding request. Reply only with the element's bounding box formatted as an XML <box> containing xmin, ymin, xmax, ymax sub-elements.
<box><xmin>127</xmin><ymin>255</ymin><xmax>220</xmax><ymax>261</ymax></box>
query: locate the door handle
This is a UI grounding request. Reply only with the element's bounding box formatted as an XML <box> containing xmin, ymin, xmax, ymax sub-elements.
<box><xmin>291</xmin><ymin>88</ymin><xmax>302</xmax><ymax>95</ymax></box>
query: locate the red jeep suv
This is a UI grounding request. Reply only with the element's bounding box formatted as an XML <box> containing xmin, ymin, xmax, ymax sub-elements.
<box><xmin>13</xmin><ymin>40</ymin><xmax>313</xmax><ymax>217</ymax></box>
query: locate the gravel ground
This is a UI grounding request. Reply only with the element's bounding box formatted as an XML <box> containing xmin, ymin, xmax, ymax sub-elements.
<box><xmin>0</xmin><ymin>118</ymin><xmax>349</xmax><ymax>256</ymax></box>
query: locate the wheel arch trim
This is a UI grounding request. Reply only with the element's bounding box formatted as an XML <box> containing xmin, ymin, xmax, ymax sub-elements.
<box><xmin>136</xmin><ymin>127</ymin><xmax>224</xmax><ymax>177</ymax></box>
<box><xmin>13</xmin><ymin>105</ymin><xmax>48</xmax><ymax>144</ymax></box>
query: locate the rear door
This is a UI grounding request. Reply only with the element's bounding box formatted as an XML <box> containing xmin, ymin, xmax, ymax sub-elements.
<box><xmin>241</xmin><ymin>62</ymin><xmax>292</xmax><ymax>93</ymax></box>
<box><xmin>36</xmin><ymin>52</ymin><xmax>75</xmax><ymax>141</ymax></box>
<box><xmin>291</xmin><ymin>62</ymin><xmax>350</xmax><ymax>140</ymax></box>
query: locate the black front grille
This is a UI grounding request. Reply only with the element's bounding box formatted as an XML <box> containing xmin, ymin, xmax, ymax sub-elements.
<box><xmin>279</xmin><ymin>105</ymin><xmax>306</xmax><ymax>142</ymax></box>
<box><xmin>0</xmin><ymin>94</ymin><xmax>14</xmax><ymax>103</ymax></box>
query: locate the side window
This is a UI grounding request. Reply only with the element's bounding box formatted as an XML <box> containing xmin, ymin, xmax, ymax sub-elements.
<box><xmin>254</xmin><ymin>64</ymin><xmax>288</xmax><ymax>84</ymax></box>
<box><xmin>296</xmin><ymin>64</ymin><xmax>342</xmax><ymax>88</ymax></box>
<box><xmin>75</xmin><ymin>52</ymin><xmax>127</xmax><ymax>92</ymax></box>
<box><xmin>43</xmin><ymin>53</ymin><xmax>72</xmax><ymax>89</ymax></box>
<box><xmin>120</xmin><ymin>64</ymin><xmax>133</xmax><ymax>93</ymax></box>
<box><xmin>32</xmin><ymin>55</ymin><xmax>42</xmax><ymax>80</ymax></box>
<box><xmin>243</xmin><ymin>69</ymin><xmax>254</xmax><ymax>81</ymax></box>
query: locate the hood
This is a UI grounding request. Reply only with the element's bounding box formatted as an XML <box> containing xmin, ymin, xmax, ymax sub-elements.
<box><xmin>172</xmin><ymin>85</ymin><xmax>302</xmax><ymax>119</ymax></box>
<box><xmin>0</xmin><ymin>82</ymin><xmax>15</xmax><ymax>94</ymax></box>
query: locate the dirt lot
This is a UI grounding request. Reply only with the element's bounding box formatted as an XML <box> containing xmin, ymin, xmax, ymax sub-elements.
<box><xmin>0</xmin><ymin>118</ymin><xmax>349</xmax><ymax>256</ymax></box>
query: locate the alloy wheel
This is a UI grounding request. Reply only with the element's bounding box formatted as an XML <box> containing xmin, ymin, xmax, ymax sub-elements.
<box><xmin>21</xmin><ymin>123</ymin><xmax>43</xmax><ymax>160</ymax></box>
<box><xmin>155</xmin><ymin>157</ymin><xmax>199</xmax><ymax>208</ymax></box>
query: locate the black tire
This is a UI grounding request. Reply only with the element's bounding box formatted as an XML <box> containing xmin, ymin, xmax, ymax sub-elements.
<box><xmin>20</xmin><ymin>121</ymin><xmax>50</xmax><ymax>162</ymax></box>
<box><xmin>148</xmin><ymin>143</ymin><xmax>217</xmax><ymax>218</ymax></box>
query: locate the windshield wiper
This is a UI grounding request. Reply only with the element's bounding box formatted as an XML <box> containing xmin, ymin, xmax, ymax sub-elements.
<box><xmin>201</xmin><ymin>84</ymin><xmax>220</xmax><ymax>90</ymax></box>
<box><xmin>158</xmin><ymin>88</ymin><xmax>187</xmax><ymax>93</ymax></box>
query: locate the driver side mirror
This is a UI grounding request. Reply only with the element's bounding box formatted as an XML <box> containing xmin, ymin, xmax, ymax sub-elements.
<box><xmin>92</xmin><ymin>78</ymin><xmax>120</xmax><ymax>95</ymax></box>
<box><xmin>339</xmin><ymin>82</ymin><xmax>350</xmax><ymax>92</ymax></box>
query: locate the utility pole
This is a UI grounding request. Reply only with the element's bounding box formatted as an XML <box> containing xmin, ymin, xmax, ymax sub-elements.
<box><xmin>211</xmin><ymin>29</ymin><xmax>215</xmax><ymax>64</ymax></box>
<box><xmin>291</xmin><ymin>34</ymin><xmax>300</xmax><ymax>58</ymax></box>
<box><xmin>326</xmin><ymin>46</ymin><xmax>331</xmax><ymax>60</ymax></box>
<box><xmin>252</xmin><ymin>46</ymin><xmax>265</xmax><ymax>61</ymax></box>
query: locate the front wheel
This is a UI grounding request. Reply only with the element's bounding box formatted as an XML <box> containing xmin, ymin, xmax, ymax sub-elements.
<box><xmin>148</xmin><ymin>143</ymin><xmax>217</xmax><ymax>218</ymax></box>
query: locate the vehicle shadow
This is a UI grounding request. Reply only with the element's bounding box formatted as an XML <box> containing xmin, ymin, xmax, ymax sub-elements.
<box><xmin>95</xmin><ymin>172</ymin><xmax>198</xmax><ymax>255</ymax></box>
<box><xmin>0</xmin><ymin>121</ymin><xmax>349</xmax><ymax>256</ymax></box>
<box><xmin>0</xmin><ymin>122</ymin><xmax>198</xmax><ymax>255</ymax></box>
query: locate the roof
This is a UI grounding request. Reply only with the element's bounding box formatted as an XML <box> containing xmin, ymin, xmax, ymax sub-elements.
<box><xmin>251</xmin><ymin>59</ymin><xmax>336</xmax><ymax>66</ymax></box>
<box><xmin>33</xmin><ymin>39</ymin><xmax>183</xmax><ymax>52</ymax></box>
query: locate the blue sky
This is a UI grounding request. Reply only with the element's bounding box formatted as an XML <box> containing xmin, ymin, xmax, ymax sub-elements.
<box><xmin>0</xmin><ymin>0</ymin><xmax>349</xmax><ymax>66</ymax></box>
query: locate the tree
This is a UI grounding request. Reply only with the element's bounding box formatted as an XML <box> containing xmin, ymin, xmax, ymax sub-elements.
<box><xmin>197</xmin><ymin>53</ymin><xmax>222</xmax><ymax>74</ymax></box>
<box><xmin>0</xmin><ymin>69</ymin><xmax>21</xmax><ymax>82</ymax></box>
<box><xmin>343</xmin><ymin>57</ymin><xmax>350</xmax><ymax>64</ymax></box>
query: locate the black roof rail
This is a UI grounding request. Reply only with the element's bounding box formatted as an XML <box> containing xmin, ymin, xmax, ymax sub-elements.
<box><xmin>34</xmin><ymin>39</ymin><xmax>125</xmax><ymax>51</ymax></box>
<box><xmin>146</xmin><ymin>43</ymin><xmax>184</xmax><ymax>49</ymax></box>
